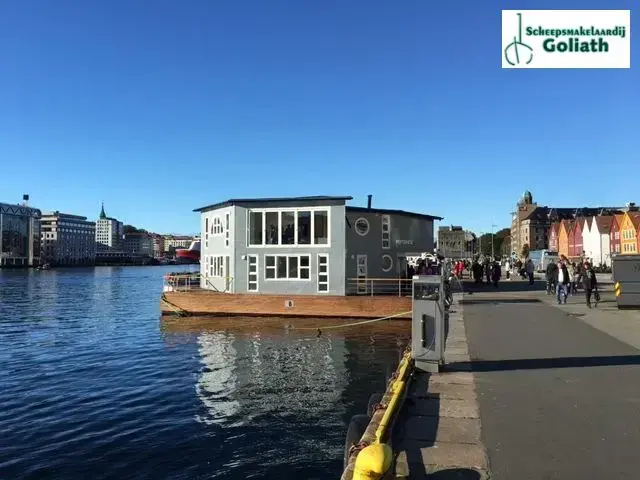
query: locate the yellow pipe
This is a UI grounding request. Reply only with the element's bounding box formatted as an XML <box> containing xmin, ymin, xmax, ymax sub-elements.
<box><xmin>374</xmin><ymin>352</ymin><xmax>412</xmax><ymax>443</ymax></box>
<box><xmin>352</xmin><ymin>444</ymin><xmax>393</xmax><ymax>480</ymax></box>
<box><xmin>350</xmin><ymin>350</ymin><xmax>413</xmax><ymax>480</ymax></box>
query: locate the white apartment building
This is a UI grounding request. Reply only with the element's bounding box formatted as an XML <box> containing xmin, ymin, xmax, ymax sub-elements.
<box><xmin>95</xmin><ymin>204</ymin><xmax>123</xmax><ymax>251</ymax></box>
<box><xmin>163</xmin><ymin>235</ymin><xmax>193</xmax><ymax>253</ymax></box>
<box><xmin>41</xmin><ymin>212</ymin><xmax>96</xmax><ymax>266</ymax></box>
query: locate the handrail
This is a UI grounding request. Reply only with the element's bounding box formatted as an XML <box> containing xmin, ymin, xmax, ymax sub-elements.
<box><xmin>346</xmin><ymin>277</ymin><xmax>413</xmax><ymax>297</ymax></box>
<box><xmin>347</xmin><ymin>277</ymin><xmax>412</xmax><ymax>281</ymax></box>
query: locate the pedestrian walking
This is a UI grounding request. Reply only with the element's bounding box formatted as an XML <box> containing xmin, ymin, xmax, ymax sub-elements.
<box><xmin>582</xmin><ymin>262</ymin><xmax>599</xmax><ymax>308</ymax></box>
<box><xmin>545</xmin><ymin>260</ymin><xmax>558</xmax><ymax>295</ymax></box>
<box><xmin>491</xmin><ymin>260</ymin><xmax>502</xmax><ymax>287</ymax></box>
<box><xmin>556</xmin><ymin>259</ymin><xmax>570</xmax><ymax>304</ymax></box>
<box><xmin>525</xmin><ymin>258</ymin><xmax>535</xmax><ymax>285</ymax></box>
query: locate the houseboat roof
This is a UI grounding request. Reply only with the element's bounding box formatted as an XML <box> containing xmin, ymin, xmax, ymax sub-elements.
<box><xmin>194</xmin><ymin>196</ymin><xmax>443</xmax><ymax>221</ymax></box>
<box><xmin>346</xmin><ymin>206</ymin><xmax>443</xmax><ymax>221</ymax></box>
<box><xmin>194</xmin><ymin>195</ymin><xmax>354</xmax><ymax>212</ymax></box>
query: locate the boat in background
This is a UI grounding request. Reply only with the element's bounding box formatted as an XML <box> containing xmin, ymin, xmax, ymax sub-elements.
<box><xmin>175</xmin><ymin>241</ymin><xmax>200</xmax><ymax>264</ymax></box>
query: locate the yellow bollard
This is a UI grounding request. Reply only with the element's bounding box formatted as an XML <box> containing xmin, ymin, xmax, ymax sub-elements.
<box><xmin>352</xmin><ymin>443</ymin><xmax>393</xmax><ymax>480</ymax></box>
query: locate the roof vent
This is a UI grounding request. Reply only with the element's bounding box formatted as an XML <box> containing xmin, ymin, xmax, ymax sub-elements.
<box><xmin>367</xmin><ymin>195</ymin><xmax>372</xmax><ymax>209</ymax></box>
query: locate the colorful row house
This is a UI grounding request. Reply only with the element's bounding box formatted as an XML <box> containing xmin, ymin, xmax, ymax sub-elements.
<box><xmin>551</xmin><ymin>212</ymin><xmax>640</xmax><ymax>266</ymax></box>
<box><xmin>619</xmin><ymin>212</ymin><xmax>640</xmax><ymax>254</ymax></box>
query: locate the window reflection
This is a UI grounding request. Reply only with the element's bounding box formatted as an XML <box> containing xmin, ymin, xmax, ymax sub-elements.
<box><xmin>1</xmin><ymin>214</ymin><xmax>29</xmax><ymax>257</ymax></box>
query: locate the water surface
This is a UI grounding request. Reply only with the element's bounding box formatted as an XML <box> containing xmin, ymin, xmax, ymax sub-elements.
<box><xmin>0</xmin><ymin>266</ymin><xmax>409</xmax><ymax>479</ymax></box>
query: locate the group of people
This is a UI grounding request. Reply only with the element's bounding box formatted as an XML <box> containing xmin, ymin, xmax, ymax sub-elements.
<box><xmin>448</xmin><ymin>256</ymin><xmax>599</xmax><ymax>308</ymax></box>
<box><xmin>466</xmin><ymin>258</ymin><xmax>503</xmax><ymax>287</ymax></box>
<box><xmin>545</xmin><ymin>259</ymin><xmax>599</xmax><ymax>308</ymax></box>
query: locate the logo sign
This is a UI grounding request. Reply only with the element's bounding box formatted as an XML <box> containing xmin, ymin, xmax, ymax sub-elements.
<box><xmin>395</xmin><ymin>239</ymin><xmax>414</xmax><ymax>246</ymax></box>
<box><xmin>502</xmin><ymin>10</ymin><xmax>630</xmax><ymax>68</ymax></box>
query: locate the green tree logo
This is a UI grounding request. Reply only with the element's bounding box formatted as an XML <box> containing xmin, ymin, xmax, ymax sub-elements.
<box><xmin>504</xmin><ymin>13</ymin><xmax>533</xmax><ymax>66</ymax></box>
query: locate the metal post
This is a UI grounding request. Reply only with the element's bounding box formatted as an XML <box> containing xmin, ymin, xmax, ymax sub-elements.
<box><xmin>398</xmin><ymin>278</ymin><xmax>401</xmax><ymax>297</ymax></box>
<box><xmin>491</xmin><ymin>223</ymin><xmax>497</xmax><ymax>260</ymax></box>
<box><xmin>370</xmin><ymin>279</ymin><xmax>374</xmax><ymax>296</ymax></box>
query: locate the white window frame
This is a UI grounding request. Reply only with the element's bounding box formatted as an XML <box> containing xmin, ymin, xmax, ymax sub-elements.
<box><xmin>247</xmin><ymin>208</ymin><xmax>331</xmax><ymax>247</ymax></box>
<box><xmin>211</xmin><ymin>255</ymin><xmax>224</xmax><ymax>277</ymax></box>
<box><xmin>354</xmin><ymin>217</ymin><xmax>370</xmax><ymax>236</ymax></box>
<box><xmin>264</xmin><ymin>254</ymin><xmax>311</xmax><ymax>281</ymax></box>
<box><xmin>381</xmin><ymin>215</ymin><xmax>390</xmax><ymax>249</ymax></box>
<box><xmin>247</xmin><ymin>255</ymin><xmax>258</xmax><ymax>292</ymax></box>
<box><xmin>212</xmin><ymin>217</ymin><xmax>223</xmax><ymax>236</ymax></box>
<box><xmin>225</xmin><ymin>213</ymin><xmax>230</xmax><ymax>247</ymax></box>
<box><xmin>356</xmin><ymin>254</ymin><xmax>368</xmax><ymax>294</ymax></box>
<box><xmin>381</xmin><ymin>254</ymin><xmax>393</xmax><ymax>272</ymax></box>
<box><xmin>317</xmin><ymin>254</ymin><xmax>329</xmax><ymax>293</ymax></box>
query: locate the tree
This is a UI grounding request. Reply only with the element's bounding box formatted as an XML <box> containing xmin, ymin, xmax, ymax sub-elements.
<box><xmin>476</xmin><ymin>227</ymin><xmax>510</xmax><ymax>258</ymax></box>
<box><xmin>123</xmin><ymin>225</ymin><xmax>148</xmax><ymax>234</ymax></box>
<box><xmin>521</xmin><ymin>243</ymin><xmax>530</xmax><ymax>259</ymax></box>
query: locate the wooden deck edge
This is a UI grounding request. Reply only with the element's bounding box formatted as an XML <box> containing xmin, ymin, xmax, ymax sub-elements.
<box><xmin>159</xmin><ymin>307</ymin><xmax>412</xmax><ymax>319</ymax></box>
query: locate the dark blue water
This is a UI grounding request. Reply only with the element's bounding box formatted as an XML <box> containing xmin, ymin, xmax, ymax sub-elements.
<box><xmin>0</xmin><ymin>266</ymin><xmax>408</xmax><ymax>479</ymax></box>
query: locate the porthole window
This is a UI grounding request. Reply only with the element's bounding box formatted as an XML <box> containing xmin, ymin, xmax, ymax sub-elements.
<box><xmin>381</xmin><ymin>254</ymin><xmax>393</xmax><ymax>272</ymax></box>
<box><xmin>355</xmin><ymin>217</ymin><xmax>370</xmax><ymax>236</ymax></box>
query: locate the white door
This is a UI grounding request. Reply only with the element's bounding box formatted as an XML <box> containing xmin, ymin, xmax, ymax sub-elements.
<box><xmin>317</xmin><ymin>254</ymin><xmax>329</xmax><ymax>293</ymax></box>
<box><xmin>225</xmin><ymin>256</ymin><xmax>231</xmax><ymax>291</ymax></box>
<box><xmin>247</xmin><ymin>255</ymin><xmax>258</xmax><ymax>292</ymax></box>
<box><xmin>356</xmin><ymin>254</ymin><xmax>368</xmax><ymax>294</ymax></box>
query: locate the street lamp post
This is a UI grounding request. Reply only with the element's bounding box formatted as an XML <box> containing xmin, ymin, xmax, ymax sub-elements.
<box><xmin>491</xmin><ymin>224</ymin><xmax>497</xmax><ymax>259</ymax></box>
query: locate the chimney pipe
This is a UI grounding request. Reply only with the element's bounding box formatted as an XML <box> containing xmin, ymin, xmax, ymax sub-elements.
<box><xmin>367</xmin><ymin>195</ymin><xmax>372</xmax><ymax>209</ymax></box>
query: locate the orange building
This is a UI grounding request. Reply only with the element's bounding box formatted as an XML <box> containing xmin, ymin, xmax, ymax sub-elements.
<box><xmin>558</xmin><ymin>219</ymin><xmax>573</xmax><ymax>259</ymax></box>
<box><xmin>620</xmin><ymin>212</ymin><xmax>640</xmax><ymax>254</ymax></box>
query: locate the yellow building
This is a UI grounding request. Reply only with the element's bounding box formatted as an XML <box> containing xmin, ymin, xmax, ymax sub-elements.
<box><xmin>620</xmin><ymin>212</ymin><xmax>640</xmax><ymax>254</ymax></box>
<box><xmin>558</xmin><ymin>220</ymin><xmax>572</xmax><ymax>258</ymax></box>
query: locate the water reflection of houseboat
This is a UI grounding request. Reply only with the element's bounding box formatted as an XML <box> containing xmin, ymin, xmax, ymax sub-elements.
<box><xmin>161</xmin><ymin>195</ymin><xmax>442</xmax><ymax>318</ymax></box>
<box><xmin>194</xmin><ymin>330</ymin><xmax>346</xmax><ymax>427</ymax></box>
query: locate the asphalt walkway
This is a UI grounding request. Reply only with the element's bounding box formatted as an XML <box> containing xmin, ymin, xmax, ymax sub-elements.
<box><xmin>460</xmin><ymin>290</ymin><xmax>640</xmax><ymax>479</ymax></box>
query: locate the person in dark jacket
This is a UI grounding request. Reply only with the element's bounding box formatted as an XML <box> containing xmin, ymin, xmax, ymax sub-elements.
<box><xmin>545</xmin><ymin>261</ymin><xmax>558</xmax><ymax>295</ymax></box>
<box><xmin>582</xmin><ymin>262</ymin><xmax>599</xmax><ymax>308</ymax></box>
<box><xmin>556</xmin><ymin>260</ymin><xmax>570</xmax><ymax>304</ymax></box>
<box><xmin>491</xmin><ymin>261</ymin><xmax>502</xmax><ymax>287</ymax></box>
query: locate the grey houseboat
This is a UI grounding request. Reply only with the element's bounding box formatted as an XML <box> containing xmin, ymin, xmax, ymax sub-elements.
<box><xmin>194</xmin><ymin>195</ymin><xmax>442</xmax><ymax>296</ymax></box>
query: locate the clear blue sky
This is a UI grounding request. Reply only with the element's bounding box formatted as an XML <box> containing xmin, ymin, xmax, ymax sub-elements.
<box><xmin>1</xmin><ymin>0</ymin><xmax>637</xmax><ymax>236</ymax></box>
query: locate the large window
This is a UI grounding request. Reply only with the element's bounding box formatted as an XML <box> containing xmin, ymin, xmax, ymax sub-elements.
<box><xmin>265</xmin><ymin>212</ymin><xmax>279</xmax><ymax>244</ymax></box>
<box><xmin>248</xmin><ymin>209</ymin><xmax>330</xmax><ymax>246</ymax></box>
<box><xmin>249</xmin><ymin>211</ymin><xmax>263</xmax><ymax>245</ymax></box>
<box><xmin>281</xmin><ymin>212</ymin><xmax>295</xmax><ymax>244</ymax></box>
<box><xmin>265</xmin><ymin>255</ymin><xmax>310</xmax><ymax>280</ymax></box>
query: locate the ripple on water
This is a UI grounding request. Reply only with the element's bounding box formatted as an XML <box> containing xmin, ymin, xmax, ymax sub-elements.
<box><xmin>0</xmin><ymin>266</ymin><xmax>408</xmax><ymax>479</ymax></box>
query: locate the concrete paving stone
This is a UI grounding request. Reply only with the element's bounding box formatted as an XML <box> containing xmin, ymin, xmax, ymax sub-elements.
<box><xmin>405</xmin><ymin>398</ymin><xmax>480</xmax><ymax>419</ymax></box>
<box><xmin>445</xmin><ymin>347</ymin><xmax>469</xmax><ymax>355</ymax></box>
<box><xmin>428</xmin><ymin>371</ymin><xmax>475</xmax><ymax>385</ymax></box>
<box><xmin>401</xmin><ymin>416</ymin><xmax>481</xmax><ymax>444</ymax></box>
<box><xmin>410</xmin><ymin>380</ymin><xmax>477</xmax><ymax>400</ymax></box>
<box><xmin>445</xmin><ymin>354</ymin><xmax>470</xmax><ymax>364</ymax></box>
<box><xmin>395</xmin><ymin>443</ymin><xmax>488</xmax><ymax>474</ymax></box>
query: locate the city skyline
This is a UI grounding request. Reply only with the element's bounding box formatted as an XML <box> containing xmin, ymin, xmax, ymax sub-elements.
<box><xmin>1</xmin><ymin>0</ymin><xmax>638</xmax><ymax>234</ymax></box>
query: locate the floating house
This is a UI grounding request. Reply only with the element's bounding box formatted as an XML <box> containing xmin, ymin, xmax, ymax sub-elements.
<box><xmin>161</xmin><ymin>195</ymin><xmax>442</xmax><ymax>318</ymax></box>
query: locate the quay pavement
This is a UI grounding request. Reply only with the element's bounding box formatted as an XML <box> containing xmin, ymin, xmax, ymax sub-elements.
<box><xmin>451</xmin><ymin>278</ymin><xmax>640</xmax><ymax>479</ymax></box>
<box><xmin>392</xmin><ymin>276</ymin><xmax>640</xmax><ymax>479</ymax></box>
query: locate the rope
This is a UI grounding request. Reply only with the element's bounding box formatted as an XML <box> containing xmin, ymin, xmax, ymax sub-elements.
<box><xmin>293</xmin><ymin>310</ymin><xmax>412</xmax><ymax>336</ymax></box>
<box><xmin>161</xmin><ymin>294</ymin><xmax>188</xmax><ymax>317</ymax></box>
